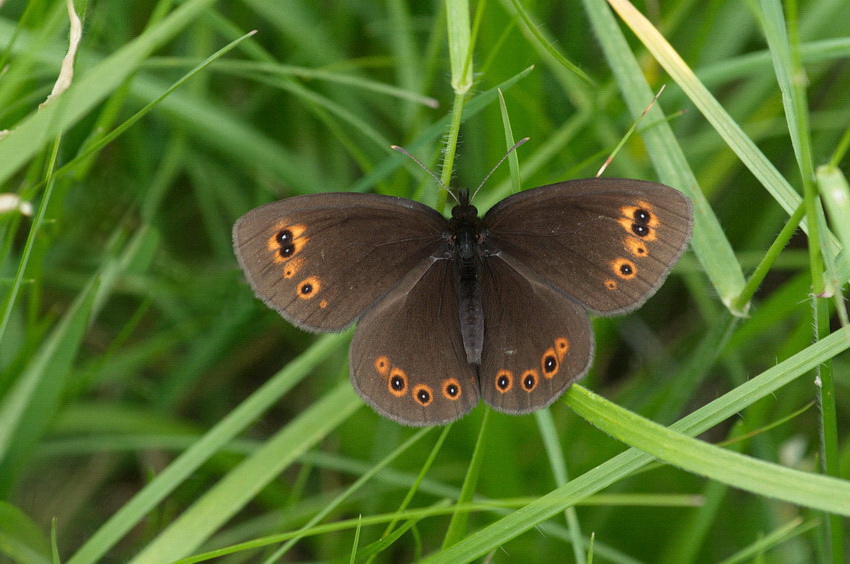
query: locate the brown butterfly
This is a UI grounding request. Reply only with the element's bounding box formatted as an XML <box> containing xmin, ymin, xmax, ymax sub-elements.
<box><xmin>233</xmin><ymin>177</ymin><xmax>692</xmax><ymax>426</ymax></box>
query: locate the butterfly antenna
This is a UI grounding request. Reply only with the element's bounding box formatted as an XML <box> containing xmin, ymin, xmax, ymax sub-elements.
<box><xmin>470</xmin><ymin>137</ymin><xmax>530</xmax><ymax>201</ymax></box>
<box><xmin>391</xmin><ymin>145</ymin><xmax>459</xmax><ymax>204</ymax></box>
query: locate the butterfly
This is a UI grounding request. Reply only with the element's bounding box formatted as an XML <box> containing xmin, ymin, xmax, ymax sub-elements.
<box><xmin>233</xmin><ymin>176</ymin><xmax>692</xmax><ymax>426</ymax></box>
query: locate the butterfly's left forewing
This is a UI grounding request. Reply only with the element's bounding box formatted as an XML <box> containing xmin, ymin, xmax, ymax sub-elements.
<box><xmin>233</xmin><ymin>193</ymin><xmax>448</xmax><ymax>332</ymax></box>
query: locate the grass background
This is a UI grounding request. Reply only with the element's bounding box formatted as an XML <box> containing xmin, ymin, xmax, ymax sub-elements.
<box><xmin>1</xmin><ymin>0</ymin><xmax>849</xmax><ymax>562</ymax></box>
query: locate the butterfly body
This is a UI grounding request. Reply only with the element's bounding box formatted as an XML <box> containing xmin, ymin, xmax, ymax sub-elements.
<box><xmin>233</xmin><ymin>178</ymin><xmax>693</xmax><ymax>426</ymax></box>
<box><xmin>448</xmin><ymin>189</ymin><xmax>485</xmax><ymax>365</ymax></box>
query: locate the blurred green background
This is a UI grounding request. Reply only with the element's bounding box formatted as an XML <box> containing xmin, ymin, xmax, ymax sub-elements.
<box><xmin>1</xmin><ymin>0</ymin><xmax>849</xmax><ymax>562</ymax></box>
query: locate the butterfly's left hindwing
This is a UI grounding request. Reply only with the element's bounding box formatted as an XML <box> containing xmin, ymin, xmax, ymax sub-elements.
<box><xmin>350</xmin><ymin>258</ymin><xmax>480</xmax><ymax>426</ymax></box>
<box><xmin>233</xmin><ymin>193</ymin><xmax>448</xmax><ymax>332</ymax></box>
<box><xmin>483</xmin><ymin>178</ymin><xmax>692</xmax><ymax>315</ymax></box>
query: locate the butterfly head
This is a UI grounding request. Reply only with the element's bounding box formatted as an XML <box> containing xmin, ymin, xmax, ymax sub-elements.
<box><xmin>450</xmin><ymin>189</ymin><xmax>479</xmax><ymax>223</ymax></box>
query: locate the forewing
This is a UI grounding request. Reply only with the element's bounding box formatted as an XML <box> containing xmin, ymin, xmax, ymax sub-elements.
<box><xmin>233</xmin><ymin>193</ymin><xmax>447</xmax><ymax>331</ymax></box>
<box><xmin>350</xmin><ymin>258</ymin><xmax>479</xmax><ymax>426</ymax></box>
<box><xmin>483</xmin><ymin>178</ymin><xmax>692</xmax><ymax>315</ymax></box>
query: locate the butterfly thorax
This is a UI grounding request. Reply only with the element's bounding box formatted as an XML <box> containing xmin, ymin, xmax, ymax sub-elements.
<box><xmin>449</xmin><ymin>189</ymin><xmax>482</xmax><ymax>259</ymax></box>
<box><xmin>449</xmin><ymin>190</ymin><xmax>485</xmax><ymax>366</ymax></box>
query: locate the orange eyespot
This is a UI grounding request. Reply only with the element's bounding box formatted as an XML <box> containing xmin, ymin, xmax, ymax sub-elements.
<box><xmin>388</xmin><ymin>368</ymin><xmax>408</xmax><ymax>397</ymax></box>
<box><xmin>624</xmin><ymin>237</ymin><xmax>648</xmax><ymax>257</ymax></box>
<box><xmin>605</xmin><ymin>279</ymin><xmax>618</xmax><ymax>290</ymax></box>
<box><xmin>442</xmin><ymin>378</ymin><xmax>462</xmax><ymax>400</ymax></box>
<box><xmin>521</xmin><ymin>370</ymin><xmax>538</xmax><ymax>392</ymax></box>
<box><xmin>495</xmin><ymin>370</ymin><xmax>513</xmax><ymax>393</ymax></box>
<box><xmin>374</xmin><ymin>356</ymin><xmax>390</xmax><ymax>376</ymax></box>
<box><xmin>611</xmin><ymin>259</ymin><xmax>637</xmax><ymax>280</ymax></box>
<box><xmin>620</xmin><ymin>202</ymin><xmax>657</xmax><ymax>224</ymax></box>
<box><xmin>297</xmin><ymin>276</ymin><xmax>321</xmax><ymax>299</ymax></box>
<box><xmin>634</xmin><ymin>201</ymin><xmax>657</xmax><ymax>225</ymax></box>
<box><xmin>268</xmin><ymin>223</ymin><xmax>309</xmax><ymax>261</ymax></box>
<box><xmin>283</xmin><ymin>257</ymin><xmax>304</xmax><ymax>278</ymax></box>
<box><xmin>413</xmin><ymin>384</ymin><xmax>433</xmax><ymax>406</ymax></box>
<box><xmin>554</xmin><ymin>338</ymin><xmax>570</xmax><ymax>360</ymax></box>
<box><xmin>541</xmin><ymin>348</ymin><xmax>559</xmax><ymax>378</ymax></box>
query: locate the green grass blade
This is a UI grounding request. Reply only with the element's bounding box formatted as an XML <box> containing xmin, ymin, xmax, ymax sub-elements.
<box><xmin>66</xmin><ymin>334</ymin><xmax>349</xmax><ymax>564</ymax></box>
<box><xmin>0</xmin><ymin>276</ymin><xmax>98</xmax><ymax>492</ymax></box>
<box><xmin>441</xmin><ymin>410</ymin><xmax>489</xmax><ymax>549</ymax></box>
<box><xmin>569</xmin><ymin>386</ymin><xmax>850</xmax><ymax>516</ymax></box>
<box><xmin>0</xmin><ymin>0</ymin><xmax>217</xmax><ymax>187</ymax></box>
<box><xmin>129</xmin><ymin>381</ymin><xmax>361</xmax><ymax>564</ymax></box>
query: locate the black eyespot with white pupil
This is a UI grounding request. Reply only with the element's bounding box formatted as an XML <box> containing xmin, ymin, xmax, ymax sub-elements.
<box><xmin>620</xmin><ymin>263</ymin><xmax>633</xmax><ymax>276</ymax></box>
<box><xmin>631</xmin><ymin>209</ymin><xmax>651</xmax><ymax>238</ymax></box>
<box><xmin>276</xmin><ymin>229</ymin><xmax>296</xmax><ymax>257</ymax></box>
<box><xmin>445</xmin><ymin>382</ymin><xmax>459</xmax><ymax>397</ymax></box>
<box><xmin>417</xmin><ymin>388</ymin><xmax>431</xmax><ymax>404</ymax></box>
<box><xmin>544</xmin><ymin>355</ymin><xmax>557</xmax><ymax>373</ymax></box>
<box><xmin>391</xmin><ymin>375</ymin><xmax>405</xmax><ymax>391</ymax></box>
<box><xmin>631</xmin><ymin>223</ymin><xmax>649</xmax><ymax>237</ymax></box>
<box><xmin>300</xmin><ymin>283</ymin><xmax>313</xmax><ymax>294</ymax></box>
<box><xmin>634</xmin><ymin>209</ymin><xmax>651</xmax><ymax>223</ymax></box>
<box><xmin>523</xmin><ymin>374</ymin><xmax>536</xmax><ymax>390</ymax></box>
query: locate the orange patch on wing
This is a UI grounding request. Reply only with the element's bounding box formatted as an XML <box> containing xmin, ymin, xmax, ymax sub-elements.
<box><xmin>624</xmin><ymin>237</ymin><xmax>648</xmax><ymax>257</ymax></box>
<box><xmin>374</xmin><ymin>356</ymin><xmax>390</xmax><ymax>376</ymax></box>
<box><xmin>635</xmin><ymin>201</ymin><xmax>659</xmax><ymax>226</ymax></box>
<box><xmin>611</xmin><ymin>258</ymin><xmax>637</xmax><ymax>280</ymax></box>
<box><xmin>541</xmin><ymin>347</ymin><xmax>559</xmax><ymax>379</ymax></box>
<box><xmin>442</xmin><ymin>378</ymin><xmax>462</xmax><ymax>401</ymax></box>
<box><xmin>495</xmin><ymin>370</ymin><xmax>513</xmax><ymax>393</ymax></box>
<box><xmin>297</xmin><ymin>276</ymin><xmax>321</xmax><ymax>299</ymax></box>
<box><xmin>388</xmin><ymin>367</ymin><xmax>408</xmax><ymax>397</ymax></box>
<box><xmin>283</xmin><ymin>256</ymin><xmax>304</xmax><ymax>278</ymax></box>
<box><xmin>520</xmin><ymin>369</ymin><xmax>539</xmax><ymax>392</ymax></box>
<box><xmin>412</xmin><ymin>384</ymin><xmax>433</xmax><ymax>406</ymax></box>
<box><xmin>268</xmin><ymin>223</ymin><xmax>310</xmax><ymax>262</ymax></box>
<box><xmin>617</xmin><ymin>217</ymin><xmax>657</xmax><ymax>241</ymax></box>
<box><xmin>554</xmin><ymin>338</ymin><xmax>570</xmax><ymax>360</ymax></box>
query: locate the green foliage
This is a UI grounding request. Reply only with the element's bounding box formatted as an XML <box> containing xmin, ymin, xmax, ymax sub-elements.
<box><xmin>1</xmin><ymin>0</ymin><xmax>848</xmax><ymax>562</ymax></box>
